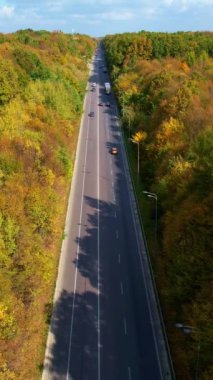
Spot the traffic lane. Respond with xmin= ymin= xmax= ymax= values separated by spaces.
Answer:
xmin=93 ymin=83 xmax=122 ymax=378
xmin=42 ymin=58 xmax=102 ymax=379
xmin=97 ymin=95 xmax=136 ymax=380
xmin=102 ymin=149 xmax=143 ymax=380
xmin=89 ymin=68 xmax=98 ymax=87
xmin=99 ymin=205 xmax=130 ymax=380
xmin=66 ymin=82 xmax=102 ymax=379
xmin=99 ymin=109 xmax=111 ymax=153
xmin=99 ymin=104 xmax=116 ymax=131
xmin=73 ymin=125 xmax=99 ymax=292
xmin=53 ymin=141 xmax=101 ymax=378
xmin=97 ymin=138 xmax=131 ymax=379
xmin=118 ymin=191 xmax=161 ymax=379
xmin=43 ymin=79 xmax=101 ymax=379
xmin=67 ymin=207 xmax=99 ymax=380
xmin=89 ymin=96 xmax=98 ymax=120
xmin=42 ymin=90 xmax=96 ymax=378
xmin=66 ymin=69 xmax=117 ymax=379
xmin=99 ymin=52 xmax=161 ymax=378
xmin=104 ymin=101 xmax=162 ymax=377
xmin=111 ymin=148 xmax=162 ymax=379
xmin=83 ymin=189 xmax=127 ymax=380
xmin=98 ymin=57 xmax=155 ymax=378
xmin=68 ymin=107 xmax=124 ymax=380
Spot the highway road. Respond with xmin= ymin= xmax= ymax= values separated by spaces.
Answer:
xmin=42 ymin=44 xmax=173 ymax=380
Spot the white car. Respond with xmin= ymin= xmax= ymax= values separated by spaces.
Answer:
xmin=92 ymin=82 xmax=96 ymax=88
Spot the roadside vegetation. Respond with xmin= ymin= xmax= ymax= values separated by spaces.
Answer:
xmin=103 ymin=31 xmax=213 ymax=379
xmin=0 ymin=29 xmax=96 ymax=379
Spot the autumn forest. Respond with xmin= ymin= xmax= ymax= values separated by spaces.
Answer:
xmin=0 ymin=28 xmax=212 ymax=379
xmin=103 ymin=31 xmax=213 ymax=379
xmin=0 ymin=29 xmax=96 ymax=379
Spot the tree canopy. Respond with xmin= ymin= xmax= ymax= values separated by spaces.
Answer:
xmin=0 ymin=29 xmax=96 ymax=379
xmin=103 ymin=31 xmax=213 ymax=379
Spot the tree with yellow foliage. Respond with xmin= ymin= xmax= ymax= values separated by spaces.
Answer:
xmin=0 ymin=29 xmax=96 ymax=379
xmin=130 ymin=131 xmax=147 ymax=176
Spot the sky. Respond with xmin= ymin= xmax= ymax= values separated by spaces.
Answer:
xmin=0 ymin=0 xmax=212 ymax=37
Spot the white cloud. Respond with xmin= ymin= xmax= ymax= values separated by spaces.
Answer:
xmin=143 ymin=7 xmax=158 ymax=16
xmin=72 ymin=13 xmax=86 ymax=19
xmin=87 ymin=19 xmax=101 ymax=25
xmin=178 ymin=0 xmax=213 ymax=12
xmin=71 ymin=8 xmax=134 ymax=21
xmin=46 ymin=0 xmax=68 ymax=12
xmin=164 ymin=0 xmax=175 ymax=5
xmin=97 ymin=10 xmax=134 ymax=20
xmin=165 ymin=0 xmax=213 ymax=6
xmin=0 ymin=5 xmax=15 ymax=18
xmin=72 ymin=0 xmax=123 ymax=4
xmin=97 ymin=0 xmax=123 ymax=3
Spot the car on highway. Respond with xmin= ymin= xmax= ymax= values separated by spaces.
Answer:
xmin=99 ymin=102 xmax=103 ymax=106
xmin=106 ymin=102 xmax=111 ymax=107
xmin=89 ymin=111 xmax=95 ymax=117
xmin=111 ymin=147 xmax=118 ymax=155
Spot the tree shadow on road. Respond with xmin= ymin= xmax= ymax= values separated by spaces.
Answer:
xmin=44 ymin=288 xmax=99 ymax=380
xmin=43 ymin=195 xmax=121 ymax=379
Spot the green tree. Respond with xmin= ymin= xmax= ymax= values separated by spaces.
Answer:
xmin=189 ymin=128 xmax=213 ymax=195
xmin=0 ymin=59 xmax=19 ymax=104
xmin=0 ymin=213 xmax=19 ymax=268
xmin=13 ymin=49 xmax=51 ymax=80
xmin=0 ymin=303 xmax=16 ymax=339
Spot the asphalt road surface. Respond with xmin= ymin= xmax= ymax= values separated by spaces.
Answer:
xmin=42 ymin=44 xmax=173 ymax=380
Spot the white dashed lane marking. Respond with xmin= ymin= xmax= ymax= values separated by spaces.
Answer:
xmin=120 ymin=282 xmax=124 ymax=295
xmin=123 ymin=318 xmax=127 ymax=335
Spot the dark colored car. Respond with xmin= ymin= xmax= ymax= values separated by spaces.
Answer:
xmin=89 ymin=111 xmax=95 ymax=117
xmin=99 ymin=102 xmax=103 ymax=106
xmin=111 ymin=147 xmax=118 ymax=155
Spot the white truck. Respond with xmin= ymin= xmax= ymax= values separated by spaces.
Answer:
xmin=104 ymin=82 xmax=111 ymax=95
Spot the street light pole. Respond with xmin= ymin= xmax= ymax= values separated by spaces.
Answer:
xmin=129 ymin=138 xmax=140 ymax=178
xmin=128 ymin=116 xmax=131 ymax=139
xmin=175 ymin=323 xmax=200 ymax=380
xmin=143 ymin=191 xmax=158 ymax=241
xmin=137 ymin=141 xmax=139 ymax=177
